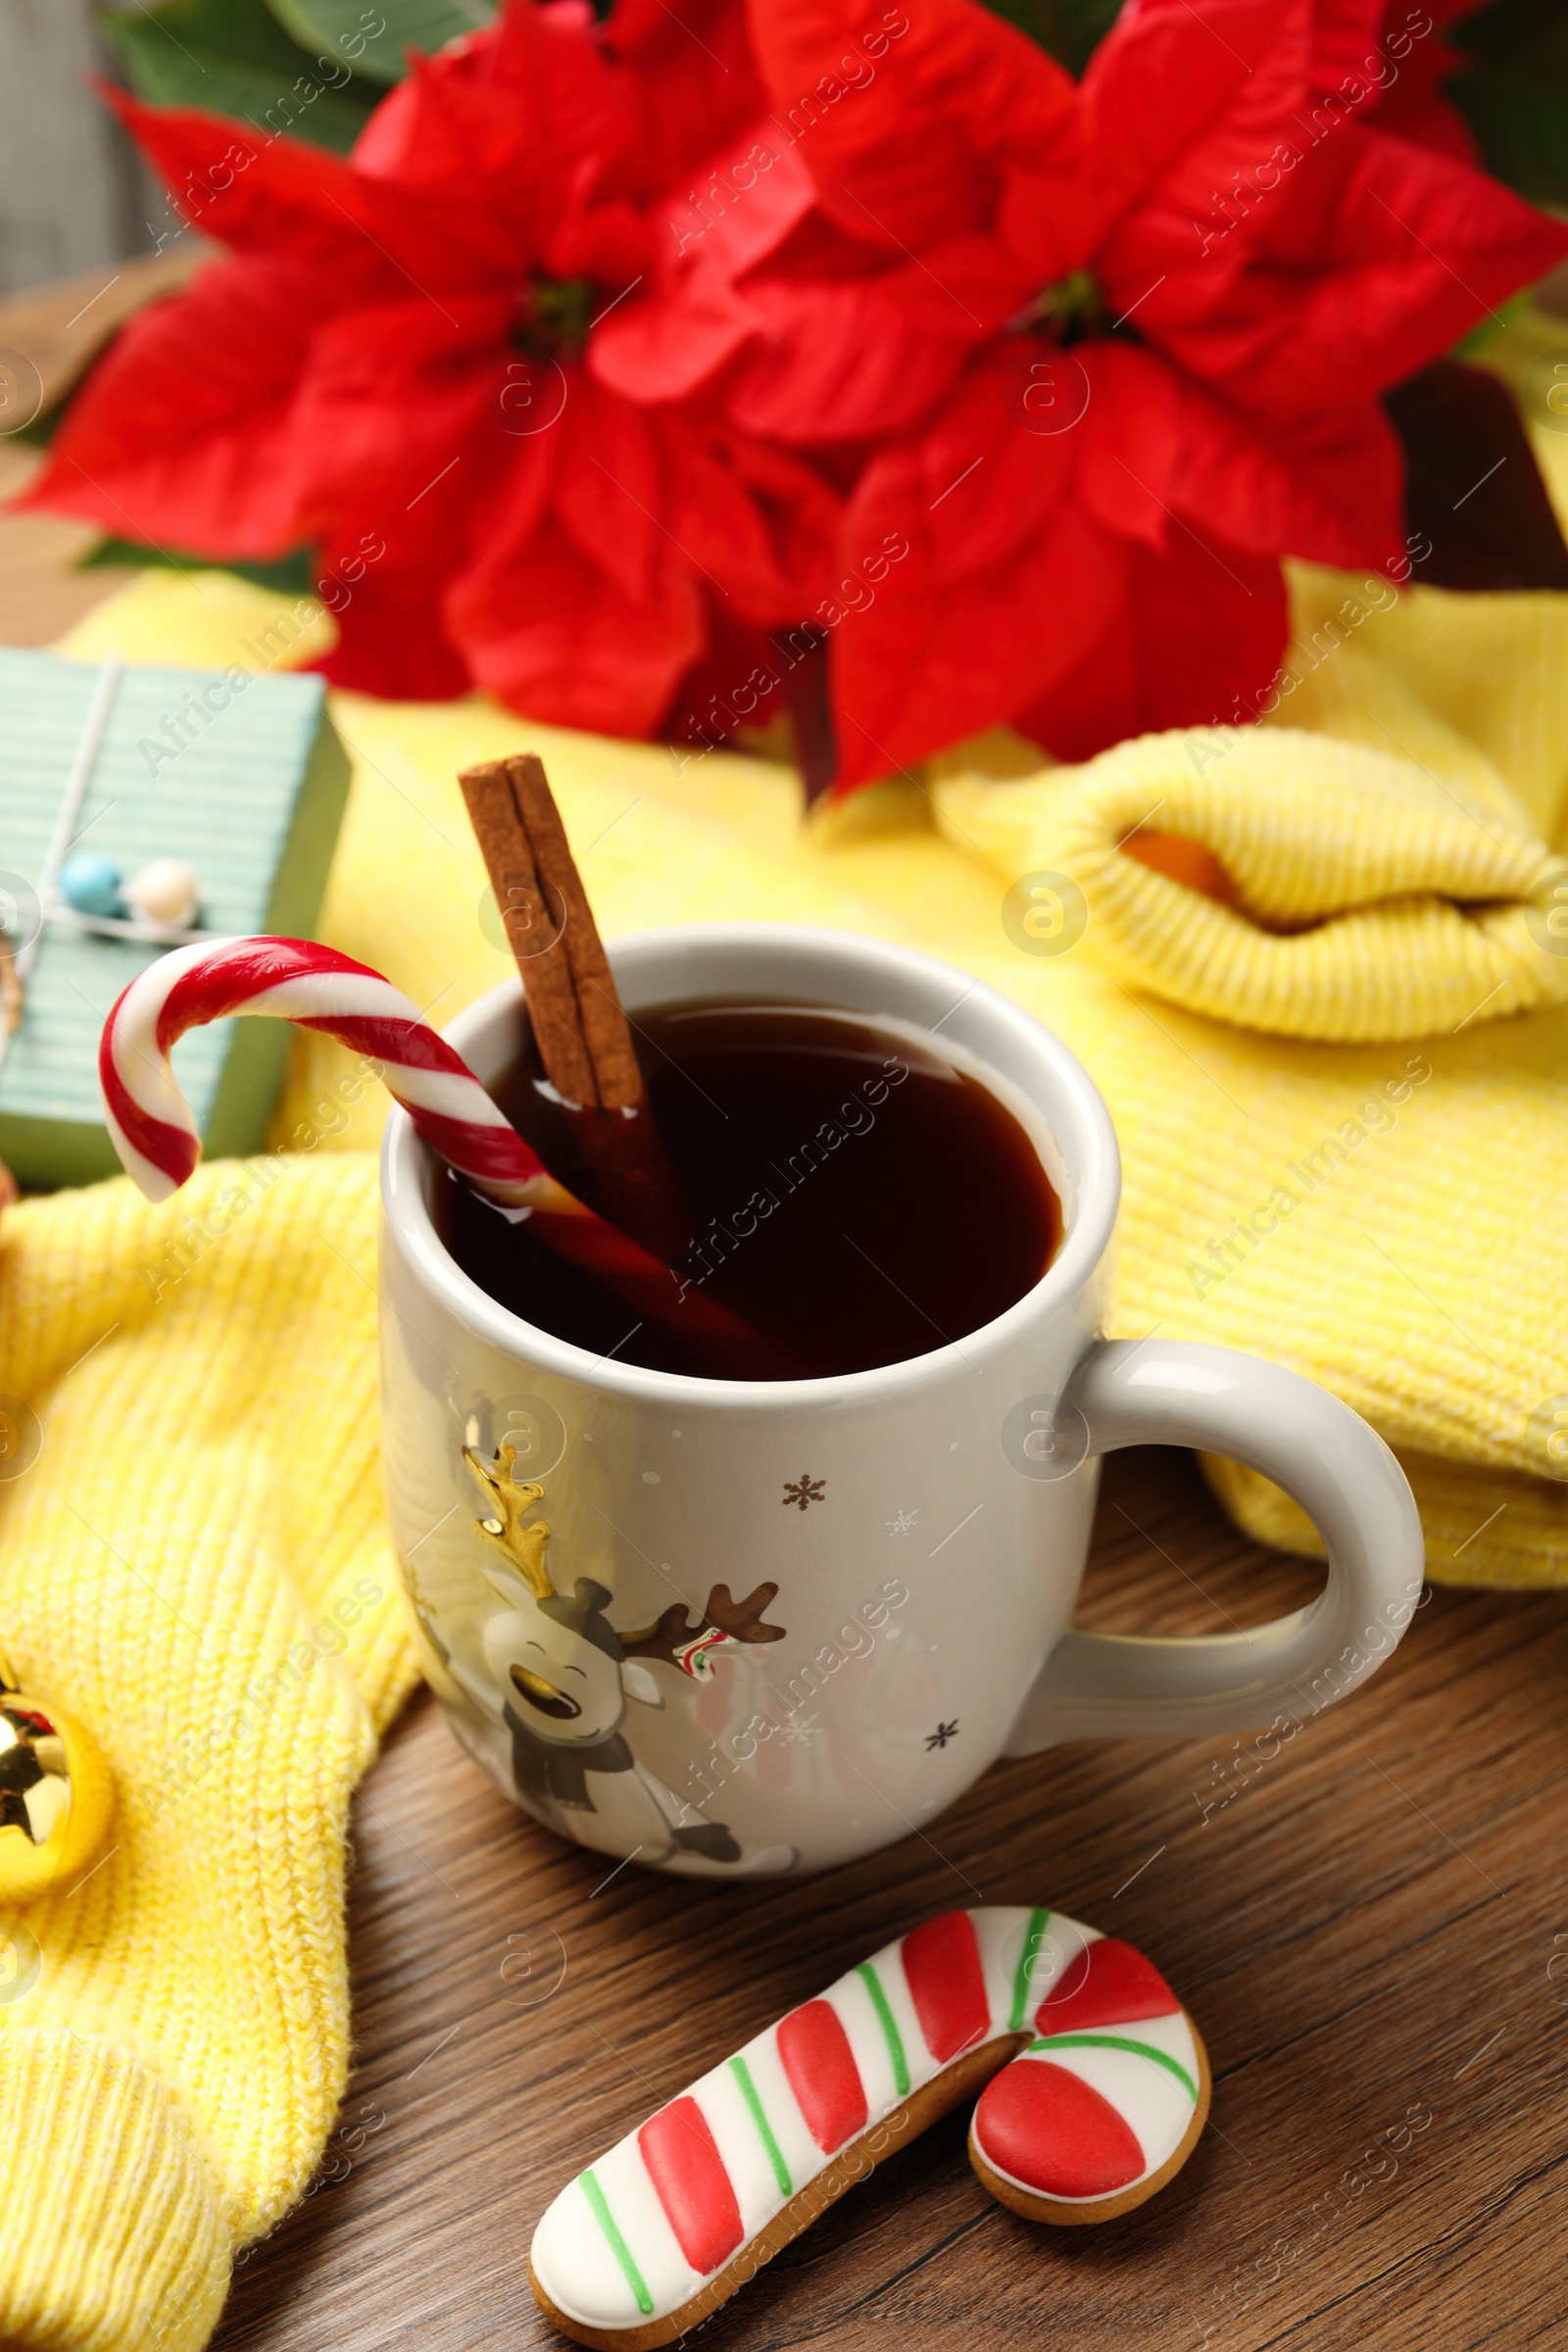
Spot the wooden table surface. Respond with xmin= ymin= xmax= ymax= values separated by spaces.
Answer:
xmin=5 ymin=266 xmax=1566 ymax=2352
xmin=215 ymin=1445 xmax=1568 ymax=2352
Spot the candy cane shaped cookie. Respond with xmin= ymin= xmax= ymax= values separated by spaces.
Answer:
xmin=530 ymin=1905 xmax=1208 ymax=2348
xmin=98 ymin=935 xmax=782 ymax=1371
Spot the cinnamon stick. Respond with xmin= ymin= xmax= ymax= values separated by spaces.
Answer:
xmin=459 ymin=756 xmax=689 ymax=1261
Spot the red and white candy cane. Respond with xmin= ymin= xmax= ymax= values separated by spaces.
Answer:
xmin=529 ymin=1903 xmax=1210 ymax=2348
xmin=98 ymin=937 xmax=772 ymax=1368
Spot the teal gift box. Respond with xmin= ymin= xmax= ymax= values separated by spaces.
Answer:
xmin=0 ymin=648 xmax=351 ymax=1190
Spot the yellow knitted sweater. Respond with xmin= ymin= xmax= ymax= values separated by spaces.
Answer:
xmin=0 ymin=1152 xmax=412 ymax=2348
xmin=0 ymin=520 xmax=1563 ymax=2345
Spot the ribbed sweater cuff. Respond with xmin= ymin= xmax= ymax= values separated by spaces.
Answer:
xmin=0 ymin=2030 xmax=229 ymax=2351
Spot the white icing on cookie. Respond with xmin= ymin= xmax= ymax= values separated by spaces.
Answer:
xmin=531 ymin=1904 xmax=1202 ymax=2333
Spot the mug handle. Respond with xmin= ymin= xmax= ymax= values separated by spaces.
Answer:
xmin=1004 ymin=1339 xmax=1425 ymax=1754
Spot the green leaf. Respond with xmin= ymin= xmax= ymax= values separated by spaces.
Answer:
xmin=104 ymin=0 xmax=319 ymax=79
xmin=98 ymin=0 xmax=378 ymax=151
xmin=972 ymin=0 xmax=1122 ymax=74
xmin=79 ymin=540 xmax=318 ymax=596
xmin=265 ymin=0 xmax=497 ymax=87
xmin=1446 ymin=0 xmax=1568 ymax=207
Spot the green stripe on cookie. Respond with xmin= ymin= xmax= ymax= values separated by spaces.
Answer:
xmin=580 ymin=2168 xmax=656 ymax=2317
xmin=730 ymin=2053 xmax=792 ymax=2197
xmin=1027 ymin=2031 xmax=1199 ymax=2104
xmin=856 ymin=1962 xmax=910 ymax=2097
xmin=1009 ymin=1907 xmax=1052 ymax=2032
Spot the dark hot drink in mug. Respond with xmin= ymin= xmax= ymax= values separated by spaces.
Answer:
xmin=432 ymin=1000 xmax=1062 ymax=1379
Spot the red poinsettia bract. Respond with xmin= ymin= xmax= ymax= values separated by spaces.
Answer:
xmin=24 ymin=0 xmax=1564 ymax=791
xmin=683 ymin=0 xmax=1567 ymax=779
xmin=23 ymin=0 xmax=836 ymax=729
xmin=1315 ymin=0 xmax=1485 ymax=164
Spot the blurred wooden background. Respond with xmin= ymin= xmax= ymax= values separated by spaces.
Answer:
xmin=0 ymin=0 xmax=168 ymax=297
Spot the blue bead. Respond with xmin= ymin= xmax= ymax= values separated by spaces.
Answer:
xmin=58 ymin=852 xmax=123 ymax=917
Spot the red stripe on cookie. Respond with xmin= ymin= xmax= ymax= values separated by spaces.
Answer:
xmin=974 ymin=2059 xmax=1146 ymax=2199
xmin=902 ymin=1910 xmax=991 ymax=2063
xmin=637 ymin=2097 xmax=744 ymax=2276
xmin=1033 ymin=1936 xmax=1178 ymax=2035
xmin=777 ymin=2001 xmax=869 ymax=2153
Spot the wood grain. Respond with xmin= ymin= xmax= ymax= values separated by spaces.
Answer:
xmin=0 ymin=253 xmax=211 ymax=651
xmin=0 ymin=247 xmax=207 ymax=416
xmin=0 ymin=3 xmax=147 ymax=298
xmin=0 ymin=443 xmax=135 ymax=648
xmin=212 ymin=1447 xmax=1568 ymax=2352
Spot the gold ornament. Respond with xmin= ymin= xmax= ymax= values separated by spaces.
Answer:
xmin=0 ymin=1662 xmax=115 ymax=1905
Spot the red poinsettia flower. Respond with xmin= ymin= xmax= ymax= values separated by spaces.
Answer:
xmin=1315 ymin=1 xmax=1482 ymax=164
xmin=22 ymin=0 xmax=837 ymax=729
xmin=697 ymin=0 xmax=1566 ymax=781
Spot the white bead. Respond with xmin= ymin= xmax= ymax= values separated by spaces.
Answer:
xmin=126 ymin=858 xmax=199 ymax=928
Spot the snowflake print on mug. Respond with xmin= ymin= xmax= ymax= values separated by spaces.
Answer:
xmin=782 ymin=1474 xmax=826 ymax=1512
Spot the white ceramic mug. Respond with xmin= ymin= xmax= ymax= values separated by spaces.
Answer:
xmin=379 ymin=925 xmax=1423 ymax=1879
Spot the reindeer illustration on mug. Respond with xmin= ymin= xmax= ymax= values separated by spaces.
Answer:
xmin=450 ymin=1445 xmax=798 ymax=1875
